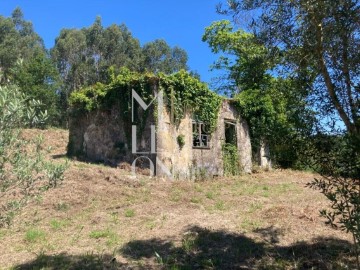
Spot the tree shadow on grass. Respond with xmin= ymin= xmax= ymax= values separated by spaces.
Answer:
xmin=13 ymin=225 xmax=355 ymax=269
xmin=120 ymin=225 xmax=355 ymax=269
xmin=13 ymin=252 xmax=125 ymax=270
xmin=52 ymin=154 xmax=67 ymax=159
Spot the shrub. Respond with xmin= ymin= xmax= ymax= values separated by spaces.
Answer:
xmin=177 ymin=134 xmax=185 ymax=149
xmin=308 ymin=134 xmax=360 ymax=267
xmin=0 ymin=84 xmax=67 ymax=227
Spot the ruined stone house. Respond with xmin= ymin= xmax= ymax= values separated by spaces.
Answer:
xmin=67 ymin=73 xmax=270 ymax=178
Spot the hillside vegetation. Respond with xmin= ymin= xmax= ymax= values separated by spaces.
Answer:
xmin=0 ymin=129 xmax=355 ymax=269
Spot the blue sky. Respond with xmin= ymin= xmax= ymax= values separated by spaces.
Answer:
xmin=1 ymin=0 xmax=227 ymax=84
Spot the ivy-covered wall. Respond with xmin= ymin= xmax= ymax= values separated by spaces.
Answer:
xmin=69 ymin=67 xmax=222 ymax=132
xmin=67 ymin=68 xmax=252 ymax=177
xmin=191 ymin=100 xmax=252 ymax=176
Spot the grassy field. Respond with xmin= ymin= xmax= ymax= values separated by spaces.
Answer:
xmin=0 ymin=129 xmax=356 ymax=269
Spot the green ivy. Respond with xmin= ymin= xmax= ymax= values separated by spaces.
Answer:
xmin=177 ymin=134 xmax=185 ymax=149
xmin=222 ymin=143 xmax=241 ymax=176
xmin=161 ymin=70 xmax=222 ymax=130
xmin=69 ymin=82 xmax=108 ymax=111
xmin=69 ymin=67 xmax=222 ymax=132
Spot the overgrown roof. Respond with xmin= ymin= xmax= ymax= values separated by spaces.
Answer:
xmin=69 ymin=67 xmax=223 ymax=130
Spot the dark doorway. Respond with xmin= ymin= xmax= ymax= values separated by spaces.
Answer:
xmin=224 ymin=120 xmax=237 ymax=146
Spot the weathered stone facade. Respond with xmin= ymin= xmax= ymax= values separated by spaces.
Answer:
xmin=155 ymin=99 xmax=252 ymax=178
xmin=68 ymin=96 xmax=254 ymax=178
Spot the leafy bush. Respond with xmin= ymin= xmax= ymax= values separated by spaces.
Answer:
xmin=308 ymin=134 xmax=360 ymax=267
xmin=0 ymin=84 xmax=67 ymax=227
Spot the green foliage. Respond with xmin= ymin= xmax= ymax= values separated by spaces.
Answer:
xmin=205 ymin=191 xmax=215 ymax=200
xmin=50 ymin=219 xmax=69 ymax=230
xmin=68 ymin=82 xmax=107 ymax=111
xmin=142 ymin=39 xmax=188 ymax=74
xmin=182 ymin=233 xmax=197 ymax=253
xmin=218 ymin=0 xmax=359 ymax=135
xmin=220 ymin=1 xmax=360 ymax=261
xmin=308 ymin=135 xmax=360 ymax=267
xmin=0 ymin=84 xmax=67 ymax=227
xmin=203 ymin=20 xmax=275 ymax=95
xmin=0 ymin=10 xmax=192 ymax=128
xmin=0 ymin=8 xmax=44 ymax=83
xmin=0 ymin=8 xmax=62 ymax=126
xmin=51 ymin=18 xmax=144 ymax=127
xmin=177 ymin=134 xmax=185 ymax=149
xmin=304 ymin=134 xmax=360 ymax=179
xmin=235 ymin=88 xmax=279 ymax=138
xmin=69 ymin=68 xmax=223 ymax=132
xmin=203 ymin=18 xmax=314 ymax=168
xmin=222 ymin=143 xmax=241 ymax=176
xmin=10 ymin=50 xmax=62 ymax=125
xmin=219 ymin=0 xmax=360 ymax=256
xmin=210 ymin=11 xmax=359 ymax=260
xmin=124 ymin=209 xmax=135 ymax=218
xmin=89 ymin=229 xmax=114 ymax=239
xmin=51 ymin=17 xmax=189 ymax=125
xmin=233 ymin=80 xmax=309 ymax=167
xmin=164 ymin=70 xmax=223 ymax=130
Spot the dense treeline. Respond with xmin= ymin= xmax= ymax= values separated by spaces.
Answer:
xmin=0 ymin=8 xmax=188 ymax=126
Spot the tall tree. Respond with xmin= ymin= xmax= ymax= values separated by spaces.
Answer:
xmin=102 ymin=23 xmax=143 ymax=72
xmin=203 ymin=19 xmax=314 ymax=167
xmin=217 ymin=0 xmax=360 ymax=136
xmin=10 ymin=49 xmax=61 ymax=124
xmin=51 ymin=28 xmax=88 ymax=93
xmin=0 ymin=8 xmax=61 ymax=126
xmin=51 ymin=18 xmax=189 ymax=117
xmin=203 ymin=20 xmax=273 ymax=95
xmin=51 ymin=18 xmax=144 ymax=107
xmin=141 ymin=39 xmax=188 ymax=74
xmin=215 ymin=1 xmax=360 ymax=258
xmin=0 ymin=7 xmax=44 ymax=82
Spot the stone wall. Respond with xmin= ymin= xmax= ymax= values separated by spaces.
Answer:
xmin=68 ymin=99 xmax=253 ymax=177
xmin=258 ymin=140 xmax=272 ymax=169
xmin=156 ymin=107 xmax=193 ymax=179
xmin=68 ymin=103 xmax=155 ymax=167
xmin=156 ymin=99 xmax=252 ymax=178
xmin=191 ymin=100 xmax=252 ymax=175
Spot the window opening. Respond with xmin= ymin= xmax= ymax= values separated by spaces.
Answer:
xmin=224 ymin=120 xmax=237 ymax=146
xmin=192 ymin=121 xmax=210 ymax=148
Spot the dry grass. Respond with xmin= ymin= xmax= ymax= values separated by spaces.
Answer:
xmin=0 ymin=129 xmax=356 ymax=269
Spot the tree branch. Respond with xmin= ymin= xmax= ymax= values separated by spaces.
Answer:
xmin=313 ymin=18 xmax=355 ymax=134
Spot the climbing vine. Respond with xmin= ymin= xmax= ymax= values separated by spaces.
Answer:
xmin=69 ymin=67 xmax=223 ymax=132
xmin=222 ymin=143 xmax=241 ymax=176
xmin=160 ymin=70 xmax=223 ymax=130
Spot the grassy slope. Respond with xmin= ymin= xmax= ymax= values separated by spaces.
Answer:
xmin=0 ymin=129 xmax=355 ymax=269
